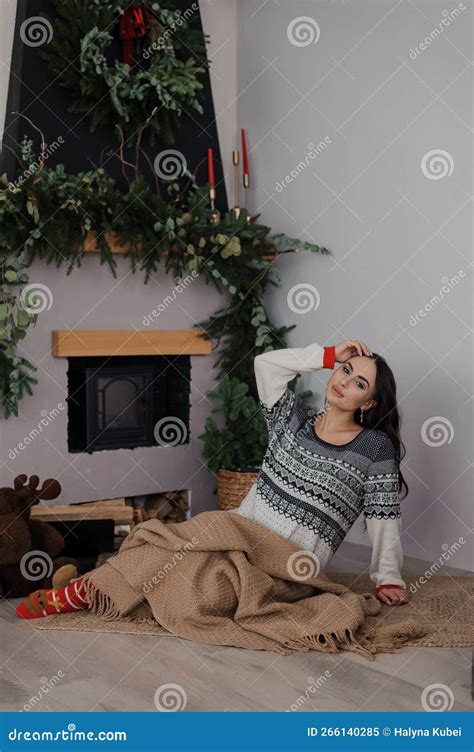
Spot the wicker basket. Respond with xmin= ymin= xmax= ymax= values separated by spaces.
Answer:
xmin=217 ymin=469 xmax=258 ymax=511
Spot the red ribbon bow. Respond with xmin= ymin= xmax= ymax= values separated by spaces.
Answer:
xmin=119 ymin=7 xmax=146 ymax=67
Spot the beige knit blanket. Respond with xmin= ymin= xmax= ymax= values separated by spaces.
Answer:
xmin=81 ymin=510 xmax=427 ymax=661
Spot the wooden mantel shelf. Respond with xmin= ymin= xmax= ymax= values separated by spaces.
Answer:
xmin=83 ymin=231 xmax=132 ymax=254
xmin=52 ymin=329 xmax=212 ymax=357
xmin=82 ymin=231 xmax=284 ymax=260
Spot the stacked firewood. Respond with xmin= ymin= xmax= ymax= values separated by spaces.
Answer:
xmin=143 ymin=490 xmax=189 ymax=523
xmin=31 ymin=491 xmax=189 ymax=551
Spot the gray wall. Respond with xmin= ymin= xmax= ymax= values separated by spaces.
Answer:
xmin=236 ymin=0 xmax=473 ymax=571
xmin=0 ymin=0 xmax=16 ymax=145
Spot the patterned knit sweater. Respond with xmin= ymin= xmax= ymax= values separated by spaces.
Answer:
xmin=229 ymin=342 xmax=406 ymax=589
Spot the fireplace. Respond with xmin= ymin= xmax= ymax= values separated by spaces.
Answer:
xmin=67 ymin=355 xmax=191 ymax=453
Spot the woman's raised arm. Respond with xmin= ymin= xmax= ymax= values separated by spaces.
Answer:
xmin=254 ymin=343 xmax=336 ymax=409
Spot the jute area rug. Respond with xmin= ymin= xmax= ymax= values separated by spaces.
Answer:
xmin=34 ymin=571 xmax=473 ymax=650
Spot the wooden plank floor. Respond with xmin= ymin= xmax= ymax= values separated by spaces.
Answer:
xmin=1 ymin=541 xmax=472 ymax=713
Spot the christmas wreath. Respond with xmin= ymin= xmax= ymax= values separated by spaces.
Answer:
xmin=39 ymin=0 xmax=208 ymax=144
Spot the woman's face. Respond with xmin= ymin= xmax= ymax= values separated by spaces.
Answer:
xmin=326 ymin=356 xmax=377 ymax=413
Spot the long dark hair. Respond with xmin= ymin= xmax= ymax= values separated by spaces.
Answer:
xmin=353 ymin=352 xmax=409 ymax=501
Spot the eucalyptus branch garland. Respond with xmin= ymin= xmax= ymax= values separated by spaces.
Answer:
xmin=39 ymin=0 xmax=209 ymax=144
xmin=0 ymin=135 xmax=330 ymax=418
xmin=0 ymin=248 xmax=39 ymax=419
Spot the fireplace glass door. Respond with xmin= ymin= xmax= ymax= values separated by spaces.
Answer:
xmin=87 ymin=366 xmax=154 ymax=450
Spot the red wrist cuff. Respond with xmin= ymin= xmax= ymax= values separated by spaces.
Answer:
xmin=323 ymin=346 xmax=336 ymax=369
xmin=376 ymin=584 xmax=405 ymax=591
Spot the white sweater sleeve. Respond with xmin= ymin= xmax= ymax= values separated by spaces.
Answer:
xmin=363 ymin=435 xmax=406 ymax=589
xmin=254 ymin=342 xmax=335 ymax=408
xmin=254 ymin=343 xmax=336 ymax=437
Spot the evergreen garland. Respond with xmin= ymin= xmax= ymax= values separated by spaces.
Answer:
xmin=0 ymin=135 xmax=330 ymax=419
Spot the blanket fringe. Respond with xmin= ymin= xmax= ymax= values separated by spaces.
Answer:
xmin=81 ymin=573 xmax=160 ymax=628
xmin=282 ymin=625 xmax=377 ymax=661
xmin=281 ymin=618 xmax=426 ymax=661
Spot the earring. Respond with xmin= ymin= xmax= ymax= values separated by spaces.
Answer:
xmin=360 ymin=408 xmax=364 ymax=424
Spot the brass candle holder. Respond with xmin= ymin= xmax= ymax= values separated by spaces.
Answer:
xmin=210 ymin=186 xmax=221 ymax=223
xmin=232 ymin=150 xmax=241 ymax=220
xmin=243 ymin=173 xmax=250 ymax=223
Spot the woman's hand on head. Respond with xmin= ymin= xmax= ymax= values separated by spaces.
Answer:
xmin=376 ymin=586 xmax=408 ymax=606
xmin=334 ymin=340 xmax=373 ymax=363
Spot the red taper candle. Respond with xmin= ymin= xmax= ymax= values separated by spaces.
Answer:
xmin=241 ymin=128 xmax=249 ymax=176
xmin=207 ymin=147 xmax=215 ymax=187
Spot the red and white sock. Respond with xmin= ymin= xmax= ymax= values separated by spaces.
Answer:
xmin=16 ymin=576 xmax=95 ymax=620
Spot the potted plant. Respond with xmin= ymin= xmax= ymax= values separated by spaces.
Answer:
xmin=198 ymin=374 xmax=267 ymax=509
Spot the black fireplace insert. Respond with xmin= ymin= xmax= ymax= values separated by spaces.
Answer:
xmin=67 ymin=355 xmax=191 ymax=453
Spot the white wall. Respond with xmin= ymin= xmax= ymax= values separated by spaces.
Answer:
xmin=0 ymin=0 xmax=17 ymax=143
xmin=236 ymin=0 xmax=473 ymax=571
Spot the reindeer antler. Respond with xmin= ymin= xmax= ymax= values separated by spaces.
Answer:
xmin=28 ymin=475 xmax=40 ymax=493
xmin=13 ymin=474 xmax=28 ymax=489
xmin=12 ymin=474 xmax=61 ymax=501
xmin=36 ymin=479 xmax=61 ymax=501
